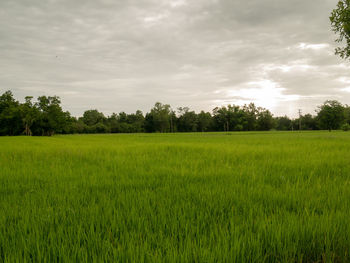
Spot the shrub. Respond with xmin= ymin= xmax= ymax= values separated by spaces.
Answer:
xmin=341 ymin=123 xmax=350 ymax=131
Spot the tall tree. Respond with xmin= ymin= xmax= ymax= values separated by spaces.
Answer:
xmin=177 ymin=107 xmax=198 ymax=132
xmin=213 ymin=104 xmax=257 ymax=131
xmin=197 ymin=111 xmax=212 ymax=132
xmin=242 ymin=103 xmax=258 ymax=131
xmin=344 ymin=105 xmax=350 ymax=124
xmin=146 ymin=102 xmax=172 ymax=133
xmin=275 ymin=116 xmax=292 ymax=131
xmin=107 ymin=113 xmax=119 ymax=133
xmin=212 ymin=106 xmax=229 ymax=131
xmin=226 ymin=105 xmax=246 ymax=131
xmin=35 ymin=96 xmax=68 ymax=136
xmin=256 ymin=108 xmax=275 ymax=131
xmin=300 ymin=114 xmax=318 ymax=130
xmin=82 ymin=109 xmax=105 ymax=126
xmin=115 ymin=110 xmax=145 ymax=133
xmin=20 ymin=96 xmax=39 ymax=136
xmin=0 ymin=91 xmax=22 ymax=135
xmin=330 ymin=0 xmax=350 ymax=59
xmin=317 ymin=100 xmax=345 ymax=131
xmin=127 ymin=110 xmax=145 ymax=133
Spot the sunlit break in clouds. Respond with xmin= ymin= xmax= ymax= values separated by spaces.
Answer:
xmin=0 ymin=0 xmax=349 ymax=117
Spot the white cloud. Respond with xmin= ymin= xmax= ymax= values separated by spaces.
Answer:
xmin=0 ymin=0 xmax=349 ymax=117
xmin=297 ymin=43 xmax=330 ymax=50
xmin=262 ymin=63 xmax=315 ymax=73
xmin=337 ymin=77 xmax=350 ymax=84
xmin=143 ymin=12 xmax=169 ymax=24
xmin=226 ymin=79 xmax=300 ymax=110
xmin=170 ymin=0 xmax=187 ymax=8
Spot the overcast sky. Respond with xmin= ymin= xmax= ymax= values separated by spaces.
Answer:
xmin=1 ymin=0 xmax=349 ymax=117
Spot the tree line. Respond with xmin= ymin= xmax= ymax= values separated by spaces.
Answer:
xmin=1 ymin=90 xmax=350 ymax=136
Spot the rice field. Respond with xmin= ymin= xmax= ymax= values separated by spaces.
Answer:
xmin=1 ymin=131 xmax=350 ymax=262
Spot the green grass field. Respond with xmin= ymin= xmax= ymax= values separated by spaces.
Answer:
xmin=1 ymin=131 xmax=350 ymax=262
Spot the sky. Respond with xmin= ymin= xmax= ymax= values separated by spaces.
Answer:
xmin=1 ymin=0 xmax=349 ymax=117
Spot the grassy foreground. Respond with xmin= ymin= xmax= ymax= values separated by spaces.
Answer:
xmin=1 ymin=131 xmax=350 ymax=262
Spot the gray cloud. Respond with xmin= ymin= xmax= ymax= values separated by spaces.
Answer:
xmin=0 ymin=0 xmax=349 ymax=117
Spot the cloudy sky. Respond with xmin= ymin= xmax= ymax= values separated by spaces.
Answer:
xmin=1 ymin=0 xmax=349 ymax=117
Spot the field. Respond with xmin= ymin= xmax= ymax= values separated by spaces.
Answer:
xmin=1 ymin=131 xmax=350 ymax=262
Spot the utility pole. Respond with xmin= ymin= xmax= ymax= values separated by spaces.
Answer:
xmin=298 ymin=109 xmax=302 ymax=131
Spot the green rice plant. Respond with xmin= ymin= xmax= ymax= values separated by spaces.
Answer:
xmin=0 ymin=131 xmax=350 ymax=262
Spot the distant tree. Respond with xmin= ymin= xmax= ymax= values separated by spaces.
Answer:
xmin=144 ymin=112 xmax=155 ymax=133
xmin=146 ymin=102 xmax=172 ymax=132
xmin=169 ymin=110 xmax=177 ymax=132
xmin=256 ymin=109 xmax=274 ymax=131
xmin=197 ymin=111 xmax=212 ymax=132
xmin=0 ymin=91 xmax=22 ymax=135
xmin=317 ymin=100 xmax=345 ymax=131
xmin=300 ymin=114 xmax=318 ymax=130
xmin=227 ymin=105 xmax=246 ymax=131
xmin=212 ymin=106 xmax=229 ymax=131
xmin=242 ymin=103 xmax=258 ymax=131
xmin=330 ymin=0 xmax=350 ymax=59
xmin=70 ymin=119 xmax=86 ymax=134
xmin=107 ymin=113 xmax=120 ymax=133
xmin=344 ymin=105 xmax=350 ymax=124
xmin=20 ymin=96 xmax=39 ymax=136
xmin=82 ymin=109 xmax=105 ymax=126
xmin=212 ymin=105 xmax=246 ymax=131
xmin=177 ymin=107 xmax=198 ymax=132
xmin=275 ymin=116 xmax=292 ymax=131
xmin=111 ymin=110 xmax=145 ymax=133
xmin=3 ymin=89 xmax=350 ymax=136
xmin=93 ymin=122 xmax=110 ymax=133
xmin=342 ymin=123 xmax=350 ymax=131
xmin=62 ymin=116 xmax=79 ymax=134
xmin=34 ymin=96 xmax=68 ymax=136
xmin=127 ymin=110 xmax=145 ymax=132
xmin=116 ymin=112 xmax=129 ymax=133
xmin=291 ymin=114 xmax=318 ymax=131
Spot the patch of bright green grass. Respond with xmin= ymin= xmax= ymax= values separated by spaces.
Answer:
xmin=1 ymin=131 xmax=350 ymax=262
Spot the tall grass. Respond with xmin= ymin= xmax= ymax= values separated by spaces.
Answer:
xmin=1 ymin=131 xmax=350 ymax=262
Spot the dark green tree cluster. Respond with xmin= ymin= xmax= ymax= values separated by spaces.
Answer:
xmin=0 ymin=91 xmax=71 ymax=136
xmin=211 ymin=103 xmax=273 ymax=131
xmin=317 ymin=100 xmax=349 ymax=131
xmin=1 ymin=91 xmax=349 ymax=136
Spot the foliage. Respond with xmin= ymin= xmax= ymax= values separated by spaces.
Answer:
xmin=177 ymin=107 xmax=198 ymax=132
xmin=275 ymin=116 xmax=292 ymax=131
xmin=345 ymin=106 xmax=350 ymax=124
xmin=33 ymin=96 xmax=69 ymax=136
xmin=81 ymin=109 xmax=105 ymax=126
xmin=330 ymin=0 xmax=350 ymax=59
xmin=0 ymin=91 xmax=22 ymax=135
xmin=0 ymin=91 xmax=348 ymax=135
xmin=300 ymin=114 xmax=319 ymax=130
xmin=341 ymin=123 xmax=350 ymax=131
xmin=145 ymin=102 xmax=173 ymax=133
xmin=316 ymin=100 xmax=345 ymax=131
xmin=212 ymin=104 xmax=263 ymax=131
xmin=20 ymin=96 xmax=39 ymax=136
xmin=197 ymin=111 xmax=212 ymax=132
xmin=256 ymin=109 xmax=275 ymax=131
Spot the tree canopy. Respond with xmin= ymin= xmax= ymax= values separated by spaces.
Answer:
xmin=0 ymin=90 xmax=349 ymax=136
xmin=330 ymin=0 xmax=350 ymax=59
xmin=317 ymin=100 xmax=345 ymax=131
